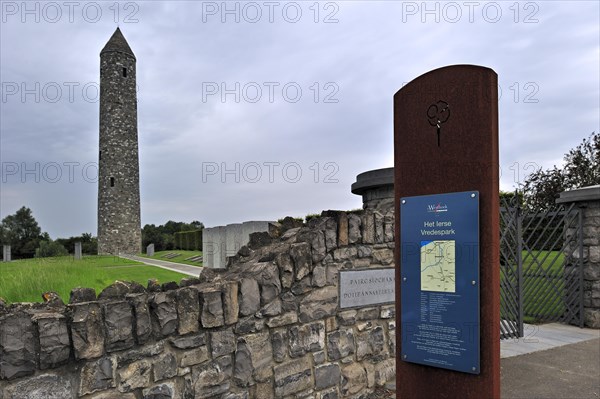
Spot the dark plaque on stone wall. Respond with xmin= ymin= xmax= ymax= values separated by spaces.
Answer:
xmin=394 ymin=65 xmax=500 ymax=398
xmin=400 ymin=191 xmax=480 ymax=374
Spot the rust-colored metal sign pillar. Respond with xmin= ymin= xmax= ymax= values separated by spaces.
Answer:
xmin=394 ymin=65 xmax=500 ymax=398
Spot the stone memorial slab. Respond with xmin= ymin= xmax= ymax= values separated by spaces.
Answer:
xmin=146 ymin=243 xmax=155 ymax=257
xmin=339 ymin=268 xmax=395 ymax=308
xmin=3 ymin=245 xmax=11 ymax=262
xmin=74 ymin=242 xmax=82 ymax=260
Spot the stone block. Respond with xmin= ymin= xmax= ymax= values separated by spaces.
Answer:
xmin=168 ymin=333 xmax=206 ymax=350
xmin=192 ymin=355 xmax=232 ymax=398
xmin=256 ymin=263 xmax=282 ymax=305
xmin=313 ymin=350 xmax=326 ymax=365
xmin=69 ymin=287 xmax=96 ymax=303
xmin=79 ymin=357 xmax=115 ymax=396
xmin=361 ymin=212 xmax=375 ymax=244
xmin=70 ymin=302 xmax=105 ymax=360
xmin=271 ymin=328 xmax=288 ymax=363
xmin=356 ymin=307 xmax=379 ymax=321
xmin=116 ymin=342 xmax=164 ymax=367
xmin=266 ymin=311 xmax=298 ymax=328
xmin=33 ymin=313 xmax=70 ymax=369
xmin=311 ymin=230 xmax=327 ymax=263
xmin=103 ymin=301 xmax=134 ymax=352
xmin=356 ymin=326 xmax=386 ymax=361
xmin=200 ymin=289 xmax=224 ymax=328
xmin=2 ymin=373 xmax=73 ymax=398
xmin=388 ymin=321 xmax=396 ymax=355
xmin=222 ymin=281 xmax=239 ymax=325
xmin=313 ymin=265 xmax=327 ymax=287
xmin=317 ymin=387 xmax=340 ymax=399
xmin=255 ymin=379 xmax=275 ymax=399
xmin=98 ymin=280 xmax=145 ymax=300
xmin=289 ymin=321 xmax=326 ymax=357
xmin=234 ymin=331 xmax=273 ymax=385
xmin=373 ymin=358 xmax=396 ymax=386
xmin=341 ymin=363 xmax=367 ymax=397
xmin=374 ymin=212 xmax=384 ymax=244
xmin=357 ymin=245 xmax=372 ymax=258
xmin=0 ymin=312 xmax=36 ymax=379
xmin=210 ymin=328 xmax=237 ymax=357
xmin=276 ymin=252 xmax=294 ymax=289
xmin=380 ymin=305 xmax=395 ymax=319
xmin=118 ymin=359 xmax=152 ymax=392
xmin=273 ymin=356 xmax=313 ymax=397
xmin=348 ymin=214 xmax=362 ymax=244
xmin=338 ymin=213 xmax=349 ymax=246
xmin=234 ymin=315 xmax=265 ymax=334
xmin=176 ymin=287 xmax=200 ymax=335
xmin=143 ymin=382 xmax=174 ymax=399
xmin=584 ymin=308 xmax=600 ymax=328
xmin=299 ymin=286 xmax=338 ymax=322
xmin=149 ymin=292 xmax=178 ymax=337
xmin=372 ymin=248 xmax=394 ymax=265
xmin=291 ymin=242 xmax=313 ymax=280
xmin=256 ymin=298 xmax=282 ymax=318
xmin=239 ymin=278 xmax=260 ymax=316
xmin=315 ymin=363 xmax=341 ymax=390
xmin=327 ymin=328 xmax=354 ymax=360
xmin=384 ymin=212 xmax=394 ymax=243
xmin=333 ymin=247 xmax=358 ymax=261
xmin=180 ymin=346 xmax=209 ymax=367
xmin=153 ymin=352 xmax=177 ymax=381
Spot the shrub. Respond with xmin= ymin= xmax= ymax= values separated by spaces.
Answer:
xmin=35 ymin=240 xmax=68 ymax=258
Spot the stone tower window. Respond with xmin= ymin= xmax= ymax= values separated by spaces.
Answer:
xmin=99 ymin=150 xmax=102 ymax=160
xmin=122 ymin=67 xmax=127 ymax=78
xmin=110 ymin=177 xmax=115 ymax=187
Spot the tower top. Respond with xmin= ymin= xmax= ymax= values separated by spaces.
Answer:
xmin=101 ymin=27 xmax=136 ymax=59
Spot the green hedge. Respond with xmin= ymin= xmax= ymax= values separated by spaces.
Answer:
xmin=174 ymin=230 xmax=203 ymax=251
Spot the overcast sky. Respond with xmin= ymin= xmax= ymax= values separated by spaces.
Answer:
xmin=1 ymin=1 xmax=599 ymax=238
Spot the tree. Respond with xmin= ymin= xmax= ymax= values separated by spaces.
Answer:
xmin=141 ymin=220 xmax=205 ymax=251
xmin=55 ymin=233 xmax=98 ymax=255
xmin=523 ymin=132 xmax=599 ymax=210
xmin=35 ymin=240 xmax=68 ymax=258
xmin=0 ymin=206 xmax=44 ymax=259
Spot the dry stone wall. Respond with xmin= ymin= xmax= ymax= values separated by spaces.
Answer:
xmin=0 ymin=210 xmax=397 ymax=398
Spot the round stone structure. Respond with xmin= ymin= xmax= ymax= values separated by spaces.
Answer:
xmin=351 ymin=167 xmax=394 ymax=211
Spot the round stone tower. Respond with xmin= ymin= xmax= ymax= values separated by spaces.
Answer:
xmin=97 ymin=28 xmax=141 ymax=255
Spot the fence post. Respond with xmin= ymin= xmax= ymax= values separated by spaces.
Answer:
xmin=516 ymin=199 xmax=524 ymax=336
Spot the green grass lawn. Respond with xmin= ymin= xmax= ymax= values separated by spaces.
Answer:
xmin=141 ymin=250 xmax=203 ymax=267
xmin=0 ymin=255 xmax=188 ymax=304
xmin=501 ymin=250 xmax=569 ymax=324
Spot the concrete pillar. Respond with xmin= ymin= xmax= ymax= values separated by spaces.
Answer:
xmin=74 ymin=242 xmax=82 ymax=260
xmin=557 ymin=185 xmax=600 ymax=328
xmin=147 ymin=243 xmax=155 ymax=257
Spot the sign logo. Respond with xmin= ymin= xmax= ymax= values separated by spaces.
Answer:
xmin=427 ymin=203 xmax=448 ymax=214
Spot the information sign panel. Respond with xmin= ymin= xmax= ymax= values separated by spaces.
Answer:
xmin=400 ymin=190 xmax=480 ymax=374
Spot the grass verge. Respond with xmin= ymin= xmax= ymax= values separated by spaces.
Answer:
xmin=0 ymin=255 xmax=188 ymax=304
xmin=140 ymin=250 xmax=203 ymax=267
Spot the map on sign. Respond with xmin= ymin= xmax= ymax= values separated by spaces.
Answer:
xmin=420 ymin=240 xmax=456 ymax=293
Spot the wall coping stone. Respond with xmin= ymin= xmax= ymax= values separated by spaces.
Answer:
xmin=556 ymin=185 xmax=600 ymax=204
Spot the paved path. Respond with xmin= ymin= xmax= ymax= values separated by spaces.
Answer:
xmin=501 ymin=322 xmax=600 ymax=358
xmin=373 ymin=323 xmax=600 ymax=398
xmin=501 ymin=337 xmax=600 ymax=399
xmin=120 ymin=254 xmax=203 ymax=277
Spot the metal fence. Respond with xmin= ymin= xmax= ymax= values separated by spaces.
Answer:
xmin=499 ymin=196 xmax=583 ymax=340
